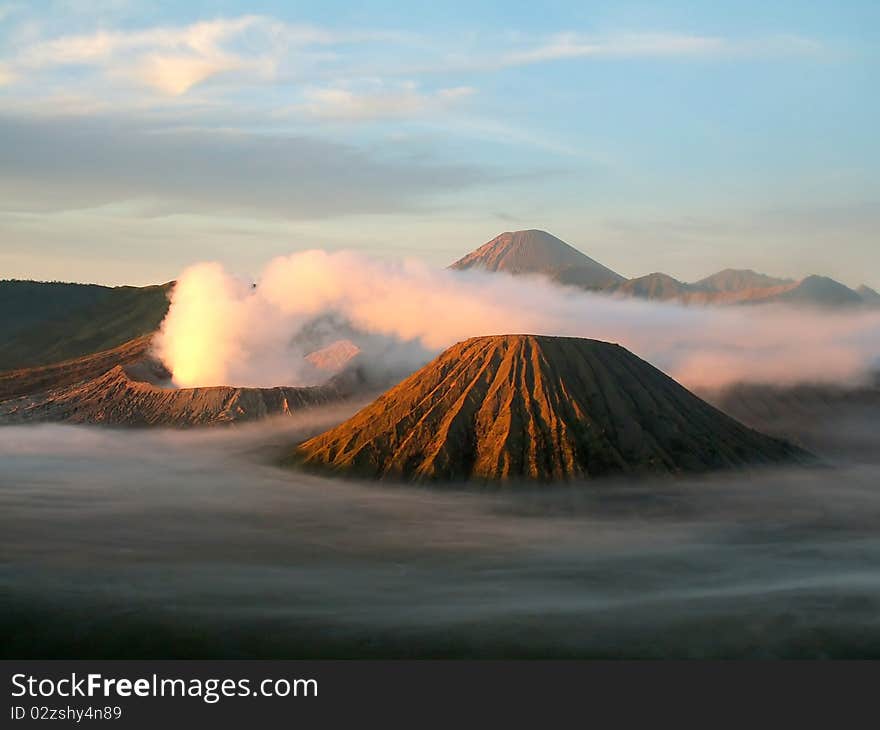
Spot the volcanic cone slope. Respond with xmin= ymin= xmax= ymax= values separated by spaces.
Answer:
xmin=0 ymin=363 xmax=346 ymax=427
xmin=294 ymin=335 xmax=807 ymax=481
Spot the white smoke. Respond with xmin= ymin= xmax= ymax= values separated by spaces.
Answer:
xmin=154 ymin=249 xmax=880 ymax=389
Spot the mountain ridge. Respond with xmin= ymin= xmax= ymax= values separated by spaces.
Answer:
xmin=0 ymin=361 xmax=349 ymax=427
xmin=695 ymin=268 xmax=794 ymax=292
xmin=0 ymin=279 xmax=173 ymax=372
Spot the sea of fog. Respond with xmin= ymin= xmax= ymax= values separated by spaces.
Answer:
xmin=2 ymin=401 xmax=880 ymax=659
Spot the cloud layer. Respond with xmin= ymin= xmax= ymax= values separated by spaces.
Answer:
xmin=0 ymin=114 xmax=490 ymax=218
xmin=5 ymin=419 xmax=880 ymax=658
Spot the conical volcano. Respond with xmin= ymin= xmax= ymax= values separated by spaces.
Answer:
xmin=450 ymin=230 xmax=624 ymax=290
xmin=294 ymin=335 xmax=807 ymax=482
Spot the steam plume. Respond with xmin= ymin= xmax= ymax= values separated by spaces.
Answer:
xmin=155 ymin=250 xmax=880 ymax=389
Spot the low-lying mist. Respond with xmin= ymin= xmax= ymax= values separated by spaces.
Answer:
xmin=155 ymin=250 xmax=880 ymax=389
xmin=3 ymin=402 xmax=880 ymax=659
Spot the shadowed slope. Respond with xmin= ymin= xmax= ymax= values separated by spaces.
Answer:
xmin=0 ymin=280 xmax=172 ymax=372
xmin=705 ymin=375 xmax=880 ymax=463
xmin=857 ymin=285 xmax=880 ymax=305
xmin=295 ymin=335 xmax=806 ymax=482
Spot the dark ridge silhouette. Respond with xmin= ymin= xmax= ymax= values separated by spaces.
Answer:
xmin=0 ymin=279 xmax=172 ymax=372
xmin=705 ymin=375 xmax=880 ymax=462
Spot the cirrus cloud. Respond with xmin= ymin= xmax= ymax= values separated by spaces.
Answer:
xmin=15 ymin=15 xmax=273 ymax=95
xmin=301 ymin=82 xmax=476 ymax=121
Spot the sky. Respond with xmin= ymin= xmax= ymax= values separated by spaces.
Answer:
xmin=0 ymin=0 xmax=877 ymax=287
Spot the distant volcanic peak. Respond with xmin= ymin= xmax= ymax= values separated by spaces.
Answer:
xmin=295 ymin=334 xmax=806 ymax=482
xmin=305 ymin=339 xmax=362 ymax=372
xmin=451 ymin=230 xmax=586 ymax=272
xmin=450 ymin=230 xmax=625 ymax=289
xmin=695 ymin=268 xmax=793 ymax=293
xmin=776 ymin=275 xmax=864 ymax=307
xmin=612 ymin=272 xmax=694 ymax=300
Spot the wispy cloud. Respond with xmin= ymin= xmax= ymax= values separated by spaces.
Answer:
xmin=1 ymin=11 xmax=826 ymax=101
xmin=438 ymin=31 xmax=828 ymax=73
xmin=15 ymin=15 xmax=275 ymax=95
xmin=502 ymin=32 xmax=728 ymax=66
xmin=300 ymin=82 xmax=475 ymax=121
xmin=6 ymin=14 xmax=410 ymax=96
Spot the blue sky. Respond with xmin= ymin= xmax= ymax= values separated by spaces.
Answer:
xmin=0 ymin=0 xmax=877 ymax=286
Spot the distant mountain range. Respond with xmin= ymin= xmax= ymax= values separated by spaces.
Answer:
xmin=294 ymin=334 xmax=807 ymax=482
xmin=450 ymin=229 xmax=879 ymax=308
